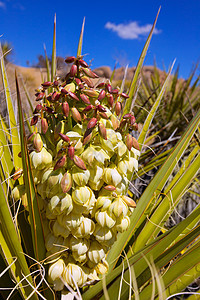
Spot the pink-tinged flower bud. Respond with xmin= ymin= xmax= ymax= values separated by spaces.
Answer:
xmin=75 ymin=78 xmax=82 ymax=85
xmin=53 ymin=80 xmax=59 ymax=86
xmin=121 ymin=92 xmax=129 ymax=99
xmin=87 ymin=117 xmax=97 ymax=129
xmin=68 ymin=91 xmax=79 ymax=101
xmin=33 ymin=133 xmax=43 ymax=152
xmin=41 ymin=118 xmax=48 ymax=134
xmin=13 ymin=168 xmax=23 ymax=180
xmin=52 ymin=92 xmax=61 ymax=101
xmin=69 ymin=64 xmax=77 ymax=77
xmin=41 ymin=81 xmax=53 ymax=88
xmin=65 ymin=56 xmax=76 ymax=63
xmin=130 ymin=115 xmax=136 ymax=125
xmin=97 ymin=105 xmax=106 ymax=112
xmin=112 ymin=89 xmax=119 ymax=95
xmin=98 ymin=122 xmax=107 ymax=140
xmin=27 ymin=132 xmax=36 ymax=143
xmin=96 ymin=82 xmax=105 ymax=88
xmin=83 ymin=89 xmax=99 ymax=98
xmin=107 ymin=94 xmax=114 ymax=107
xmin=132 ymin=137 xmax=140 ymax=150
xmin=99 ymin=112 xmax=108 ymax=119
xmin=61 ymin=172 xmax=72 ymax=193
xmin=35 ymin=92 xmax=44 ymax=101
xmin=126 ymin=134 xmax=133 ymax=151
xmin=30 ymin=115 xmax=38 ymax=126
xmin=122 ymin=195 xmax=136 ymax=208
xmin=61 ymin=88 xmax=68 ymax=95
xmin=79 ymin=59 xmax=89 ymax=68
xmin=54 ymin=121 xmax=65 ymax=141
xmin=71 ymin=107 xmax=82 ymax=123
xmin=104 ymin=185 xmax=116 ymax=191
xmin=81 ymin=68 xmax=99 ymax=78
xmin=119 ymin=119 xmax=127 ymax=130
xmin=59 ymin=133 xmax=70 ymax=143
xmin=115 ymin=101 xmax=121 ymax=116
xmin=54 ymin=155 xmax=66 ymax=171
xmin=105 ymin=83 xmax=112 ymax=93
xmin=123 ymin=113 xmax=132 ymax=119
xmin=83 ymin=105 xmax=94 ymax=113
xmin=81 ymin=76 xmax=94 ymax=88
xmin=80 ymin=94 xmax=91 ymax=105
xmin=83 ymin=129 xmax=92 ymax=145
xmin=73 ymin=155 xmax=87 ymax=170
xmin=68 ymin=145 xmax=75 ymax=160
xmin=98 ymin=90 xmax=106 ymax=101
xmin=62 ymin=101 xmax=69 ymax=117
xmin=110 ymin=115 xmax=120 ymax=130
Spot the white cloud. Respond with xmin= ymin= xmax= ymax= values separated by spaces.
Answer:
xmin=105 ymin=21 xmax=161 ymax=40
xmin=0 ymin=1 xmax=6 ymax=9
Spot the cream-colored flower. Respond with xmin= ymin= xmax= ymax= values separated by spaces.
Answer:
xmin=71 ymin=217 xmax=95 ymax=238
xmin=103 ymin=164 xmax=122 ymax=186
xmin=93 ymin=224 xmax=114 ymax=243
xmin=70 ymin=236 xmax=90 ymax=255
xmin=63 ymin=264 xmax=87 ymax=288
xmin=87 ymin=241 xmax=106 ymax=264
xmin=30 ymin=147 xmax=52 ymax=170
xmin=72 ymin=167 xmax=90 ymax=186
xmin=95 ymin=210 xmax=116 ymax=228
xmin=48 ymin=259 xmax=65 ymax=282
xmin=95 ymin=258 xmax=109 ymax=275
xmin=108 ymin=197 xmax=128 ymax=218
xmin=115 ymin=216 xmax=130 ymax=233
xmin=57 ymin=212 xmax=83 ymax=230
xmin=72 ymin=186 xmax=96 ymax=210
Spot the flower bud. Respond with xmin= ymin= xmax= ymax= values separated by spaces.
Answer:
xmin=79 ymin=59 xmax=88 ymax=68
xmin=73 ymin=155 xmax=87 ymax=170
xmin=12 ymin=184 xmax=25 ymax=201
xmin=62 ymin=102 xmax=69 ymax=117
xmin=35 ymin=92 xmax=44 ymax=101
xmin=41 ymin=118 xmax=48 ymax=134
xmin=54 ymin=121 xmax=65 ymax=141
xmin=54 ymin=155 xmax=66 ymax=171
xmin=59 ymin=133 xmax=70 ymax=143
xmin=69 ymin=64 xmax=77 ymax=77
xmin=65 ymin=56 xmax=76 ymax=63
xmin=83 ymin=128 xmax=93 ymax=145
xmin=121 ymin=92 xmax=129 ymax=99
xmin=80 ymin=94 xmax=91 ymax=105
xmin=71 ymin=107 xmax=82 ymax=123
xmin=48 ymin=259 xmax=65 ymax=282
xmin=110 ymin=115 xmax=120 ymax=130
xmin=98 ymin=122 xmax=107 ymax=140
xmin=83 ymin=89 xmax=99 ymax=98
xmin=60 ymin=172 xmax=72 ymax=193
xmin=104 ymin=185 xmax=116 ymax=191
xmin=98 ymin=90 xmax=106 ymax=101
xmin=68 ymin=91 xmax=80 ymax=101
xmin=68 ymin=145 xmax=75 ymax=160
xmin=95 ymin=259 xmax=109 ymax=275
xmin=81 ymin=76 xmax=94 ymax=88
xmin=30 ymin=115 xmax=38 ymax=126
xmin=41 ymin=81 xmax=53 ymax=88
xmin=81 ymin=68 xmax=99 ymax=78
xmin=115 ymin=101 xmax=121 ymax=116
xmin=132 ymin=137 xmax=140 ymax=150
xmin=87 ymin=117 xmax=97 ymax=129
xmin=107 ymin=94 xmax=114 ymax=107
xmin=126 ymin=134 xmax=133 ymax=151
xmin=122 ymin=195 xmax=136 ymax=208
xmin=33 ymin=133 xmax=43 ymax=152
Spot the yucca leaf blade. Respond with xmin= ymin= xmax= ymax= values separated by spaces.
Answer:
xmin=77 ymin=17 xmax=85 ymax=57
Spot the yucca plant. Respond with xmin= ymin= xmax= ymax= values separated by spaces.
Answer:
xmin=0 ymin=10 xmax=200 ymax=300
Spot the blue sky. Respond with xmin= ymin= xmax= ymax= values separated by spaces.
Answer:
xmin=0 ymin=0 xmax=200 ymax=80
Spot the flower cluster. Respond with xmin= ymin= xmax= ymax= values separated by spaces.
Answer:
xmin=12 ymin=55 xmax=140 ymax=291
